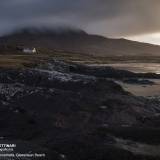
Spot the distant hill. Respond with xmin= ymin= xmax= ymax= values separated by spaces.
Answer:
xmin=0 ymin=27 xmax=160 ymax=57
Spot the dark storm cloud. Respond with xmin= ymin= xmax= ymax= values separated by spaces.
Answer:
xmin=0 ymin=0 xmax=160 ymax=37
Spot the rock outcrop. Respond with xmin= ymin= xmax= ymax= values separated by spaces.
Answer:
xmin=0 ymin=60 xmax=160 ymax=160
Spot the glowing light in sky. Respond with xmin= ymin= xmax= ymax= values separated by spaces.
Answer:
xmin=127 ymin=33 xmax=160 ymax=45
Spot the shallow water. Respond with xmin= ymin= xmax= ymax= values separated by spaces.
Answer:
xmin=91 ymin=62 xmax=160 ymax=97
xmin=116 ymin=79 xmax=160 ymax=97
xmin=90 ymin=63 xmax=160 ymax=74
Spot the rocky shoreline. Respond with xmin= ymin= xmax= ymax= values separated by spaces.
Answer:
xmin=0 ymin=60 xmax=160 ymax=160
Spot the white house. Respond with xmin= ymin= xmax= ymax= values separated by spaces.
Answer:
xmin=23 ymin=48 xmax=37 ymax=54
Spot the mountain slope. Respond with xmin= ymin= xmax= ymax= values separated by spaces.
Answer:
xmin=1 ymin=27 xmax=160 ymax=57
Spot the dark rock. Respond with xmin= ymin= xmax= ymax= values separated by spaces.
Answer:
xmin=0 ymin=60 xmax=160 ymax=160
xmin=122 ymin=78 xmax=155 ymax=85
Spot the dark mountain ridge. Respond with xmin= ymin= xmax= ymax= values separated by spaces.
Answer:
xmin=1 ymin=27 xmax=160 ymax=57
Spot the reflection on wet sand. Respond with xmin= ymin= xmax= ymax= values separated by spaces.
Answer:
xmin=116 ymin=79 xmax=160 ymax=97
xmin=90 ymin=63 xmax=160 ymax=74
xmin=99 ymin=63 xmax=160 ymax=97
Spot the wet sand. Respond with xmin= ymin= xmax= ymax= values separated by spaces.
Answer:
xmin=89 ymin=63 xmax=160 ymax=74
xmin=116 ymin=79 xmax=160 ymax=97
xmin=97 ymin=62 xmax=160 ymax=97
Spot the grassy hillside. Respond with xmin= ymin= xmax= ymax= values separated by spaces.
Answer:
xmin=1 ymin=27 xmax=160 ymax=57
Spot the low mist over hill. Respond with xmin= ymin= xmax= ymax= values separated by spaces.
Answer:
xmin=1 ymin=27 xmax=160 ymax=57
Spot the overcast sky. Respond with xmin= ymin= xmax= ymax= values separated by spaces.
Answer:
xmin=0 ymin=0 xmax=160 ymax=44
